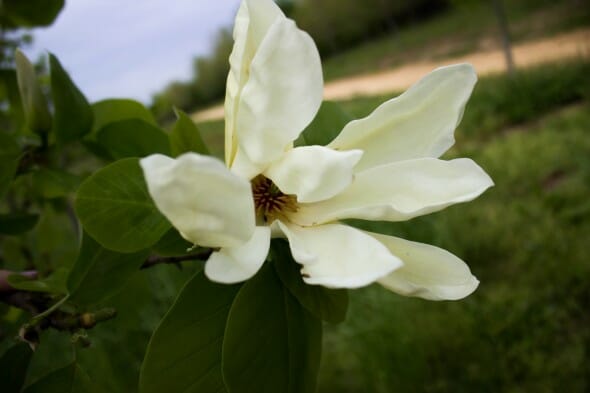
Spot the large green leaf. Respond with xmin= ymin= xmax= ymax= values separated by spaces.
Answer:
xmin=0 ymin=213 xmax=39 ymax=235
xmin=50 ymin=54 xmax=93 ymax=145
xmin=96 ymin=119 xmax=170 ymax=159
xmin=0 ymin=132 xmax=20 ymax=198
xmin=67 ymin=233 xmax=150 ymax=306
xmin=170 ymin=109 xmax=209 ymax=156
xmin=75 ymin=158 xmax=171 ymax=253
xmin=297 ymin=101 xmax=353 ymax=146
xmin=91 ymin=99 xmax=156 ymax=133
xmin=22 ymin=362 xmax=100 ymax=393
xmin=139 ymin=272 xmax=240 ymax=393
xmin=223 ymin=263 xmax=322 ymax=393
xmin=271 ymin=239 xmax=348 ymax=323
xmin=0 ymin=342 xmax=33 ymax=393
xmin=0 ymin=0 xmax=64 ymax=28
xmin=15 ymin=50 xmax=52 ymax=134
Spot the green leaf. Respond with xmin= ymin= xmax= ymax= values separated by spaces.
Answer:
xmin=170 ymin=109 xmax=209 ymax=156
xmin=15 ymin=49 xmax=52 ymax=134
xmin=91 ymin=99 xmax=156 ymax=133
xmin=223 ymin=263 xmax=322 ymax=393
xmin=0 ymin=342 xmax=33 ymax=393
xmin=31 ymin=169 xmax=80 ymax=199
xmin=96 ymin=119 xmax=170 ymax=159
xmin=0 ymin=132 xmax=20 ymax=198
xmin=7 ymin=267 xmax=69 ymax=294
xmin=67 ymin=233 xmax=150 ymax=306
xmin=81 ymin=140 xmax=114 ymax=161
xmin=151 ymin=228 xmax=193 ymax=257
xmin=75 ymin=158 xmax=171 ymax=253
xmin=0 ymin=213 xmax=39 ymax=235
xmin=139 ymin=272 xmax=240 ymax=393
xmin=50 ymin=53 xmax=93 ymax=145
xmin=0 ymin=70 xmax=25 ymax=130
xmin=297 ymin=101 xmax=353 ymax=146
xmin=0 ymin=0 xmax=64 ymax=28
xmin=33 ymin=205 xmax=78 ymax=270
xmin=271 ymin=239 xmax=348 ymax=323
xmin=22 ymin=362 xmax=100 ymax=393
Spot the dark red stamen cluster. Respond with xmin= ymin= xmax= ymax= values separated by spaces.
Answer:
xmin=251 ymin=175 xmax=297 ymax=223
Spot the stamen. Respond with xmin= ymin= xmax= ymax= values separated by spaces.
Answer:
xmin=251 ymin=175 xmax=297 ymax=223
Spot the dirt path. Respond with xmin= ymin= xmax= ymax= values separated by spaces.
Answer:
xmin=193 ymin=28 xmax=590 ymax=122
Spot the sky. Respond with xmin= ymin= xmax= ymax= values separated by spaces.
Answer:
xmin=23 ymin=0 xmax=242 ymax=104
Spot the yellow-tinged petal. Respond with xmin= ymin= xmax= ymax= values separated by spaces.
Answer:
xmin=232 ymin=15 xmax=323 ymax=171
xmin=140 ymin=153 xmax=255 ymax=248
xmin=205 ymin=226 xmax=271 ymax=284
xmin=293 ymin=158 xmax=493 ymax=226
xmin=369 ymin=232 xmax=479 ymax=300
xmin=277 ymin=222 xmax=402 ymax=288
xmin=328 ymin=64 xmax=477 ymax=171
xmin=264 ymin=146 xmax=363 ymax=203
xmin=224 ymin=0 xmax=284 ymax=166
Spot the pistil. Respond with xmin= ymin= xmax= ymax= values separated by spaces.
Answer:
xmin=251 ymin=175 xmax=297 ymax=223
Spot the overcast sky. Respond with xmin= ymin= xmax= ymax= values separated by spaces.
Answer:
xmin=23 ymin=0 xmax=242 ymax=104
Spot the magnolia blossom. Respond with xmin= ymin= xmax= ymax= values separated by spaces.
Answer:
xmin=140 ymin=0 xmax=493 ymax=300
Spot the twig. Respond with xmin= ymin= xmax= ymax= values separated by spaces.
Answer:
xmin=1 ymin=250 xmax=212 ymax=312
xmin=30 ymin=294 xmax=70 ymax=325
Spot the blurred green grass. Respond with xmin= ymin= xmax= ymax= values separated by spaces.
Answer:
xmin=320 ymin=101 xmax=590 ymax=393
xmin=198 ymin=59 xmax=590 ymax=391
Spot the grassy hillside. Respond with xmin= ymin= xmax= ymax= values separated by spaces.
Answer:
xmin=321 ymin=0 xmax=590 ymax=81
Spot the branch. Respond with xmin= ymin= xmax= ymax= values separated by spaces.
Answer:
xmin=140 ymin=250 xmax=213 ymax=269
xmin=0 ymin=250 xmax=211 ymax=348
xmin=1 ymin=251 xmax=212 ymax=311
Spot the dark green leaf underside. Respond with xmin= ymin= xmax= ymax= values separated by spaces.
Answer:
xmin=222 ymin=263 xmax=322 ymax=393
xmin=139 ymin=272 xmax=240 ymax=393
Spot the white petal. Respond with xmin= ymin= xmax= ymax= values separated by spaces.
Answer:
xmin=205 ymin=226 xmax=271 ymax=284
xmin=292 ymin=158 xmax=493 ymax=226
xmin=140 ymin=153 xmax=255 ymax=248
xmin=224 ymin=0 xmax=284 ymax=165
xmin=369 ymin=232 xmax=479 ymax=300
xmin=233 ymin=16 xmax=323 ymax=168
xmin=277 ymin=222 xmax=402 ymax=288
xmin=328 ymin=64 xmax=477 ymax=171
xmin=230 ymin=147 xmax=265 ymax=180
xmin=264 ymin=146 xmax=363 ymax=203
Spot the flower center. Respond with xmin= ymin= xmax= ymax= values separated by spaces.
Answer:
xmin=251 ymin=175 xmax=297 ymax=223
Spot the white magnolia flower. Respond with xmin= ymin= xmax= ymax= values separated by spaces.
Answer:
xmin=140 ymin=0 xmax=493 ymax=300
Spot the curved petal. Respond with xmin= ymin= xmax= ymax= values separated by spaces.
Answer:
xmin=224 ymin=0 xmax=284 ymax=165
xmin=140 ymin=153 xmax=255 ymax=248
xmin=369 ymin=232 xmax=479 ymax=300
xmin=264 ymin=146 xmax=363 ymax=203
xmin=232 ymin=15 xmax=323 ymax=170
xmin=205 ymin=226 xmax=271 ymax=284
xmin=230 ymin=146 xmax=265 ymax=180
xmin=292 ymin=158 xmax=493 ymax=226
xmin=328 ymin=64 xmax=477 ymax=171
xmin=277 ymin=222 xmax=402 ymax=288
